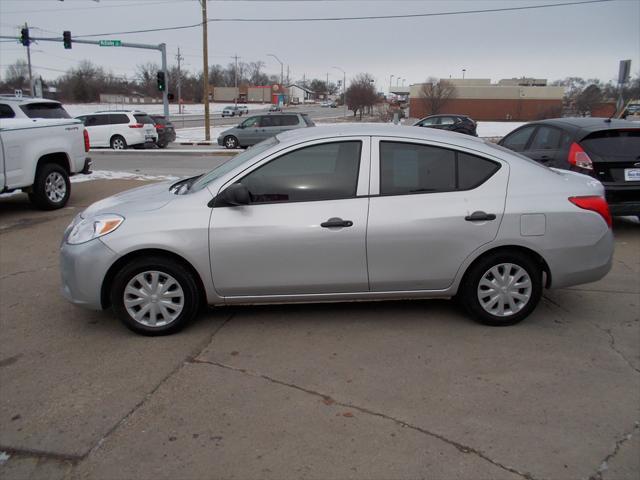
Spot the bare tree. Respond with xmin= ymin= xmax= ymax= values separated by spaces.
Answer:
xmin=135 ymin=62 xmax=160 ymax=96
xmin=575 ymin=84 xmax=603 ymax=116
xmin=3 ymin=59 xmax=29 ymax=91
xmin=419 ymin=77 xmax=457 ymax=115
xmin=346 ymin=73 xmax=378 ymax=119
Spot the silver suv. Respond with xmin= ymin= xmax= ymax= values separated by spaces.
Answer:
xmin=218 ymin=112 xmax=314 ymax=149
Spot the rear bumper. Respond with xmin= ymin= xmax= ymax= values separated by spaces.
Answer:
xmin=604 ymin=184 xmax=640 ymax=216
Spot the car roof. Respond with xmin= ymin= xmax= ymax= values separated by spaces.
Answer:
xmin=276 ymin=123 xmax=486 ymax=148
xmin=524 ymin=117 xmax=640 ymax=135
xmin=92 ymin=110 xmax=148 ymax=114
xmin=0 ymin=96 xmax=62 ymax=105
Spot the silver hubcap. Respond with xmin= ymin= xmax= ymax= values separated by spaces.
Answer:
xmin=124 ymin=271 xmax=184 ymax=327
xmin=477 ymin=263 xmax=532 ymax=317
xmin=112 ymin=138 xmax=124 ymax=149
xmin=44 ymin=172 xmax=66 ymax=203
xmin=225 ymin=138 xmax=236 ymax=148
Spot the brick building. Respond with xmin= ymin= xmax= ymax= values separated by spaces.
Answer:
xmin=409 ymin=78 xmax=565 ymax=121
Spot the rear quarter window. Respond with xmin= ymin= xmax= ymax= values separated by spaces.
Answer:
xmin=19 ymin=102 xmax=70 ymax=119
xmin=580 ymin=129 xmax=640 ymax=156
xmin=0 ymin=104 xmax=15 ymax=118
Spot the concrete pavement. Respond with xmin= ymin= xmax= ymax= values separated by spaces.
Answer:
xmin=0 ymin=179 xmax=638 ymax=480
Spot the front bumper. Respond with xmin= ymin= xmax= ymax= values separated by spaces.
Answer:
xmin=217 ymin=136 xmax=224 ymax=146
xmin=60 ymin=235 xmax=118 ymax=311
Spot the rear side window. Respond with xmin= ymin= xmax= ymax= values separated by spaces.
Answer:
xmin=529 ymin=126 xmax=564 ymax=150
xmin=501 ymin=126 xmax=536 ymax=151
xmin=260 ymin=116 xmax=281 ymax=127
xmin=280 ymin=115 xmax=299 ymax=126
xmin=581 ymin=130 xmax=640 ymax=156
xmin=133 ymin=114 xmax=153 ymax=124
xmin=19 ymin=102 xmax=70 ymax=119
xmin=110 ymin=114 xmax=129 ymax=124
xmin=0 ymin=104 xmax=15 ymax=118
xmin=380 ymin=142 xmax=500 ymax=195
xmin=239 ymin=141 xmax=362 ymax=203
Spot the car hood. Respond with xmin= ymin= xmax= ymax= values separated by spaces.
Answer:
xmin=81 ymin=180 xmax=176 ymax=218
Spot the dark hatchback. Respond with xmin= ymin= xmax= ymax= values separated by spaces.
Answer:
xmin=151 ymin=115 xmax=176 ymax=148
xmin=499 ymin=118 xmax=640 ymax=217
xmin=413 ymin=114 xmax=477 ymax=136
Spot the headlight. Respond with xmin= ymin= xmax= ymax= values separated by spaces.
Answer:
xmin=67 ymin=214 xmax=124 ymax=245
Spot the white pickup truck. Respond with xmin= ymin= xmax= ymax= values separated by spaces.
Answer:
xmin=0 ymin=118 xmax=91 ymax=209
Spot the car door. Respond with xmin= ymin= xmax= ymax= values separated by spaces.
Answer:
xmin=523 ymin=125 xmax=569 ymax=168
xmin=257 ymin=115 xmax=282 ymax=142
xmin=238 ymin=116 xmax=262 ymax=145
xmin=210 ymin=138 xmax=371 ymax=297
xmin=366 ymin=138 xmax=508 ymax=291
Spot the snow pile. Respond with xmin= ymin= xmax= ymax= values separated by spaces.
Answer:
xmin=71 ymin=170 xmax=178 ymax=183
xmin=64 ymin=103 xmax=269 ymax=117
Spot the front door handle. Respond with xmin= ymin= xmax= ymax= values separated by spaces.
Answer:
xmin=321 ymin=217 xmax=353 ymax=228
xmin=465 ymin=211 xmax=496 ymax=222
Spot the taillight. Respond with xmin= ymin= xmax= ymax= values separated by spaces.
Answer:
xmin=155 ymin=124 xmax=164 ymax=130
xmin=569 ymin=196 xmax=612 ymax=228
xmin=83 ymin=128 xmax=90 ymax=152
xmin=568 ymin=142 xmax=593 ymax=170
xmin=129 ymin=123 xmax=144 ymax=128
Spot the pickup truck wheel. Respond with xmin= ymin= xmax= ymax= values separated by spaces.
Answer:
xmin=110 ymin=135 xmax=127 ymax=150
xmin=29 ymin=163 xmax=70 ymax=210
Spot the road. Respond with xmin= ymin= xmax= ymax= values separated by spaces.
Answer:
xmin=90 ymin=150 xmax=234 ymax=177
xmin=169 ymin=104 xmax=348 ymax=129
xmin=0 ymin=177 xmax=638 ymax=480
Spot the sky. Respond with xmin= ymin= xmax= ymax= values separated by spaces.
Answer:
xmin=0 ymin=0 xmax=639 ymax=91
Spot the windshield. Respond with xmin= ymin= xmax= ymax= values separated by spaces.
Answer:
xmin=20 ymin=102 xmax=70 ymax=119
xmin=190 ymin=136 xmax=279 ymax=192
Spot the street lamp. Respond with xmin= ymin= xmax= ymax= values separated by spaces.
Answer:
xmin=402 ymin=78 xmax=406 ymax=86
xmin=396 ymin=77 xmax=401 ymax=86
xmin=267 ymin=54 xmax=284 ymax=86
xmin=333 ymin=66 xmax=347 ymax=118
xmin=462 ymin=68 xmax=466 ymax=79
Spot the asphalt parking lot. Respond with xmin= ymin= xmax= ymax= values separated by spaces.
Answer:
xmin=0 ymin=179 xmax=638 ymax=480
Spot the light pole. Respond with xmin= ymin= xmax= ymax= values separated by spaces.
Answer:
xmin=462 ymin=68 xmax=466 ymax=79
xmin=402 ymin=78 xmax=406 ymax=86
xmin=267 ymin=54 xmax=284 ymax=86
xmin=199 ymin=0 xmax=210 ymax=140
xmin=396 ymin=77 xmax=401 ymax=86
xmin=333 ymin=66 xmax=346 ymax=117
xmin=389 ymin=74 xmax=394 ymax=94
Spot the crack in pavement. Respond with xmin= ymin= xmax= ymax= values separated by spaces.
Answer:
xmin=592 ymin=323 xmax=640 ymax=375
xmin=189 ymin=358 xmax=538 ymax=480
xmin=0 ymin=264 xmax=57 ymax=281
xmin=588 ymin=421 xmax=640 ymax=480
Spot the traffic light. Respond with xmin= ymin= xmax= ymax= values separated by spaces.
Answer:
xmin=20 ymin=28 xmax=30 ymax=47
xmin=156 ymin=71 xmax=166 ymax=91
xmin=63 ymin=31 xmax=72 ymax=49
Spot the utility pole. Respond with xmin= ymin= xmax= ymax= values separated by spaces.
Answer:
xmin=333 ymin=66 xmax=346 ymax=118
xmin=326 ymin=72 xmax=329 ymax=100
xmin=160 ymin=43 xmax=169 ymax=117
xmin=234 ymin=54 xmax=238 ymax=107
xmin=176 ymin=47 xmax=184 ymax=114
xmin=24 ymin=22 xmax=33 ymax=95
xmin=200 ymin=0 xmax=210 ymax=140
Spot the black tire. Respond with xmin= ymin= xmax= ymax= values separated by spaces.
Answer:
xmin=157 ymin=142 xmax=167 ymax=149
xmin=110 ymin=135 xmax=127 ymax=150
xmin=459 ymin=250 xmax=542 ymax=326
xmin=223 ymin=135 xmax=239 ymax=149
xmin=28 ymin=163 xmax=70 ymax=210
xmin=110 ymin=256 xmax=201 ymax=336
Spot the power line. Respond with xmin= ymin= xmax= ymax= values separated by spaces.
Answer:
xmin=0 ymin=0 xmax=192 ymax=15
xmin=69 ymin=0 xmax=611 ymax=38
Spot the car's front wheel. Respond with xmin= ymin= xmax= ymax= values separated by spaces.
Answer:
xmin=224 ymin=135 xmax=239 ymax=149
xmin=459 ymin=251 xmax=542 ymax=326
xmin=110 ymin=256 xmax=201 ymax=335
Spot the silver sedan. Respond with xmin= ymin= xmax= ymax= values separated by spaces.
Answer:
xmin=60 ymin=124 xmax=613 ymax=335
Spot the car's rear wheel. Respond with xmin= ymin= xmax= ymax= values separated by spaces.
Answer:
xmin=29 ymin=163 xmax=70 ymax=210
xmin=110 ymin=256 xmax=200 ymax=336
xmin=459 ymin=251 xmax=542 ymax=326
xmin=110 ymin=135 xmax=127 ymax=150
xmin=224 ymin=135 xmax=239 ymax=149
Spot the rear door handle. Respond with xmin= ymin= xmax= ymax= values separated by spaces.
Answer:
xmin=321 ymin=217 xmax=353 ymax=228
xmin=465 ymin=211 xmax=496 ymax=222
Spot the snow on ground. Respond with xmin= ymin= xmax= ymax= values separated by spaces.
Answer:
xmin=64 ymin=103 xmax=270 ymax=117
xmin=476 ymin=121 xmax=524 ymax=138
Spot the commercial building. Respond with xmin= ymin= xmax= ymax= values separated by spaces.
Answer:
xmin=409 ymin=78 xmax=565 ymax=121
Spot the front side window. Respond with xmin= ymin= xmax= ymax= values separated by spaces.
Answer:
xmin=241 ymin=116 xmax=260 ymax=128
xmin=239 ymin=141 xmax=362 ymax=204
xmin=418 ymin=117 xmax=438 ymax=126
xmin=85 ymin=115 xmax=109 ymax=126
xmin=380 ymin=141 xmax=500 ymax=195
xmin=0 ymin=104 xmax=15 ymax=118
xmin=110 ymin=114 xmax=130 ymax=124
xmin=500 ymin=126 xmax=536 ymax=152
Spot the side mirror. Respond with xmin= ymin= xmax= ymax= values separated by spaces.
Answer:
xmin=213 ymin=183 xmax=250 ymax=207
xmin=237 ymin=124 xmax=245 ymax=129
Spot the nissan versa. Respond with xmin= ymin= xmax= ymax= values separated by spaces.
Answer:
xmin=60 ymin=125 xmax=614 ymax=335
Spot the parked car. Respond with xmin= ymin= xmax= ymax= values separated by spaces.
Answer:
xmin=61 ymin=124 xmax=613 ymax=335
xmin=414 ymin=114 xmax=478 ymax=136
xmin=75 ymin=111 xmax=157 ymax=150
xmin=0 ymin=95 xmax=71 ymax=120
xmin=238 ymin=105 xmax=249 ymax=115
xmin=330 ymin=101 xmax=338 ymax=108
xmin=221 ymin=106 xmax=243 ymax=117
xmin=150 ymin=115 xmax=176 ymax=149
xmin=217 ymin=112 xmax=314 ymax=149
xmin=268 ymin=104 xmax=282 ymax=112
xmin=498 ymin=118 xmax=640 ymax=217
xmin=1 ymin=117 xmax=91 ymax=209
xmin=320 ymin=101 xmax=331 ymax=107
